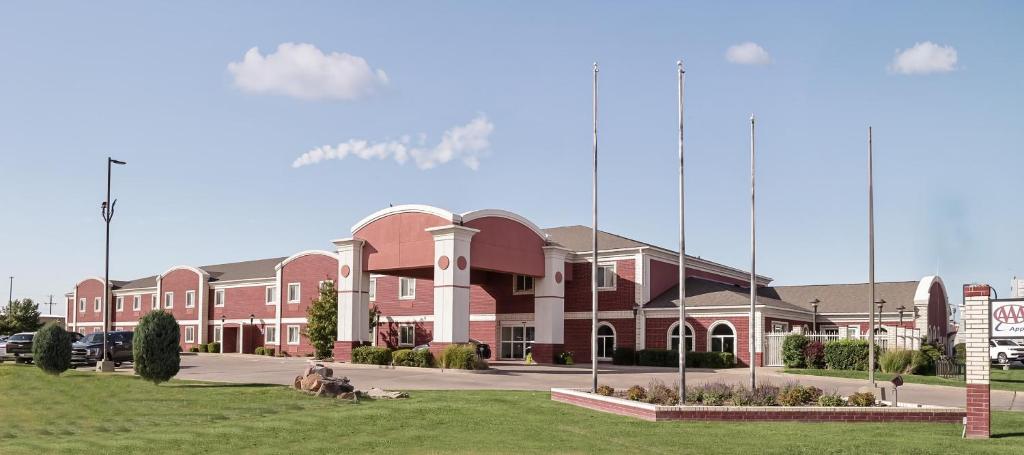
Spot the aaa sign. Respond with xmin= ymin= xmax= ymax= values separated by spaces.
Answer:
xmin=992 ymin=300 xmax=1024 ymax=337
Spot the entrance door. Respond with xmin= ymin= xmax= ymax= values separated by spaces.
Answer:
xmin=500 ymin=325 xmax=535 ymax=359
xmin=222 ymin=327 xmax=239 ymax=353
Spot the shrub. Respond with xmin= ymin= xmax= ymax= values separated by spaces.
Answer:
xmin=207 ymin=342 xmax=220 ymax=353
xmin=32 ymin=322 xmax=72 ymax=375
xmin=879 ymin=349 xmax=914 ymax=373
xmin=684 ymin=386 xmax=703 ymax=404
xmin=752 ymin=384 xmax=779 ymax=406
xmin=351 ymin=346 xmax=392 ymax=365
xmin=729 ymin=388 xmax=756 ymax=406
xmin=439 ymin=344 xmax=481 ymax=370
xmin=818 ymin=393 xmax=846 ymax=407
xmin=777 ymin=384 xmax=822 ymax=406
xmin=133 ymin=311 xmax=181 ymax=384
xmin=189 ymin=346 xmax=200 ymax=353
xmin=824 ymin=339 xmax=871 ymax=370
xmin=264 ymin=347 xmax=276 ymax=357
xmin=392 ymin=349 xmax=434 ymax=368
xmin=847 ymin=392 xmax=876 ymax=407
xmin=699 ymin=383 xmax=733 ymax=406
xmin=782 ymin=334 xmax=809 ymax=368
xmin=916 ymin=343 xmax=941 ymax=374
xmin=612 ymin=347 xmax=636 ymax=365
xmin=556 ymin=351 xmax=574 ymax=365
xmin=638 ymin=349 xmax=674 ymax=367
xmin=626 ymin=385 xmax=647 ymax=401
xmin=910 ymin=350 xmax=934 ymax=375
xmin=803 ymin=341 xmax=825 ymax=369
xmin=254 ymin=347 xmax=266 ymax=355
xmin=595 ymin=385 xmax=615 ymax=396
xmin=688 ymin=352 xmax=735 ymax=368
xmin=954 ymin=343 xmax=966 ymax=363
xmin=645 ymin=379 xmax=680 ymax=406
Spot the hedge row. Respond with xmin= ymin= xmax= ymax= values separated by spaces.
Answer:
xmin=351 ymin=346 xmax=392 ymax=365
xmin=614 ymin=348 xmax=735 ymax=368
xmin=392 ymin=348 xmax=434 ymax=368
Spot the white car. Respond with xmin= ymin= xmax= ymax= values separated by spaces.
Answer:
xmin=990 ymin=339 xmax=1024 ymax=364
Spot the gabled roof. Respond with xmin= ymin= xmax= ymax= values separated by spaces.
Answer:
xmin=764 ymin=281 xmax=920 ymax=314
xmin=543 ymin=225 xmax=654 ymax=252
xmin=201 ymin=257 xmax=286 ymax=282
xmin=645 ymin=278 xmax=806 ymax=313
xmin=115 ymin=276 xmax=157 ymax=290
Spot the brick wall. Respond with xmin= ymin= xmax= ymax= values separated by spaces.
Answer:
xmin=962 ymin=284 xmax=991 ymax=439
xmin=280 ymin=253 xmax=338 ymax=318
xmin=75 ymin=279 xmax=105 ymax=324
xmin=160 ymin=269 xmax=202 ymax=322
xmin=563 ymin=318 xmax=635 ymax=361
xmin=645 ymin=316 xmax=753 ymax=366
xmin=565 ymin=259 xmax=636 ymax=313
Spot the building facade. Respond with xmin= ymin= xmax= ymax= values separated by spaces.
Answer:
xmin=66 ymin=204 xmax=954 ymax=364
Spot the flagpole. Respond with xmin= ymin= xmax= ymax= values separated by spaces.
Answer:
xmin=868 ymin=126 xmax=876 ymax=386
xmin=677 ymin=60 xmax=687 ymax=401
xmin=591 ymin=62 xmax=599 ymax=393
xmin=749 ymin=114 xmax=757 ymax=389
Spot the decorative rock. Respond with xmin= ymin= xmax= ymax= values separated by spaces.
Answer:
xmin=365 ymin=387 xmax=409 ymax=399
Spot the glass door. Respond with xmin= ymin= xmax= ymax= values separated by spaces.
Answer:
xmin=500 ymin=325 xmax=535 ymax=359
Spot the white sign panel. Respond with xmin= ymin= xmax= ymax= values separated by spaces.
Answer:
xmin=992 ymin=299 xmax=1024 ymax=338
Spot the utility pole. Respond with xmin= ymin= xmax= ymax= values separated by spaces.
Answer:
xmin=47 ymin=294 xmax=54 ymax=315
xmin=7 ymin=276 xmax=12 ymax=311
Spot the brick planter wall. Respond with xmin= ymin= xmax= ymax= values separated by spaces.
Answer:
xmin=551 ymin=388 xmax=965 ymax=423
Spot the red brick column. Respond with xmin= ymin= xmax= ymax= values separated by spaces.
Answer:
xmin=333 ymin=340 xmax=368 ymax=362
xmin=531 ymin=343 xmax=563 ymax=364
xmin=963 ymin=284 xmax=991 ymax=439
xmin=428 ymin=342 xmax=452 ymax=363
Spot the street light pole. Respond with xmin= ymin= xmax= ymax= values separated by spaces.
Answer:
xmin=867 ymin=127 xmax=876 ymax=386
xmin=98 ymin=157 xmax=127 ymax=373
xmin=6 ymin=276 xmax=11 ymax=311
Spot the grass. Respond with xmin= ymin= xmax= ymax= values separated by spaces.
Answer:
xmin=783 ymin=366 xmax=1024 ymax=392
xmin=2 ymin=364 xmax=1024 ymax=454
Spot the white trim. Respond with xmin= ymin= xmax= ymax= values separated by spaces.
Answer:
xmin=379 ymin=314 xmax=496 ymax=323
xmin=565 ymin=310 xmax=634 ymax=320
xmin=209 ymin=278 xmax=276 ymax=289
xmin=398 ymin=277 xmax=416 ymax=300
xmin=596 ymin=321 xmax=616 ymax=360
xmin=213 ymin=325 xmax=223 ymax=343
xmin=287 ymin=282 xmax=301 ymax=303
xmin=459 ymin=208 xmax=549 ymax=240
xmin=596 ymin=262 xmax=617 ymax=291
xmin=275 ymin=267 xmax=283 ymax=352
xmin=184 ymin=326 xmax=196 ymax=343
xmin=151 ymin=294 xmax=159 ymax=310
xmin=94 ymin=297 xmax=101 ymax=312
xmin=349 ymin=204 xmax=459 ymax=234
xmin=264 ymin=326 xmax=278 ymax=344
xmin=112 ymin=286 xmax=157 ymax=294
xmin=158 ymin=265 xmax=210 ymax=280
xmin=707 ymin=320 xmax=738 ymax=356
xmin=164 ymin=291 xmax=174 ymax=309
xmin=667 ymin=321 xmax=696 ymax=351
xmin=185 ymin=290 xmax=196 ymax=308
xmin=132 ymin=295 xmax=141 ymax=311
xmin=286 ymin=325 xmax=301 ymax=345
xmin=280 ymin=317 xmax=308 ymax=324
xmin=78 ymin=298 xmax=86 ymax=313
xmin=275 ymin=249 xmax=339 ymax=271
xmin=214 ymin=289 xmax=225 ymax=307
xmin=265 ymin=285 xmax=278 ymax=305
xmin=369 ymin=277 xmax=377 ymax=301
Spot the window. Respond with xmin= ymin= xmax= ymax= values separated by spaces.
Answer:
xmin=499 ymin=325 xmax=535 ymax=359
xmin=151 ymin=294 xmax=159 ymax=310
xmin=669 ymin=323 xmax=694 ymax=352
xmin=214 ymin=289 xmax=225 ymax=307
xmin=94 ymin=297 xmax=101 ymax=312
xmin=164 ymin=292 xmax=173 ymax=309
xmin=596 ymin=263 xmax=617 ymax=290
xmin=79 ymin=298 xmax=86 ymax=312
xmin=132 ymin=295 xmax=141 ymax=311
xmin=287 ymin=283 xmax=300 ymax=303
xmin=771 ymin=322 xmax=789 ymax=333
xmin=399 ymin=324 xmax=416 ymax=347
xmin=846 ymin=326 xmax=861 ymax=339
xmin=266 ymin=286 xmax=278 ymax=305
xmin=596 ymin=323 xmax=616 ymax=359
xmin=369 ymin=278 xmax=377 ymax=301
xmin=115 ymin=296 xmax=124 ymax=311
xmin=265 ymin=326 xmax=277 ymax=344
xmin=184 ymin=326 xmax=195 ymax=343
xmin=512 ymin=275 xmax=535 ymax=294
xmin=185 ymin=290 xmax=195 ymax=308
xmin=399 ymin=277 xmax=416 ymax=300
xmin=709 ymin=323 xmax=736 ymax=354
xmin=213 ymin=326 xmax=222 ymax=343
xmin=287 ymin=325 xmax=301 ymax=345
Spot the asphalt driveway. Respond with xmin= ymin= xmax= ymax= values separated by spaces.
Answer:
xmin=165 ymin=354 xmax=1023 ymax=411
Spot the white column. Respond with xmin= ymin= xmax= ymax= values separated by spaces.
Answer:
xmin=425 ymin=225 xmax=478 ymax=344
xmin=333 ymin=238 xmax=369 ymax=343
xmin=535 ymin=246 xmax=570 ymax=346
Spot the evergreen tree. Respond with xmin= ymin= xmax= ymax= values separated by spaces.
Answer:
xmin=0 ymin=299 xmax=42 ymax=335
xmin=133 ymin=311 xmax=181 ymax=384
xmin=305 ymin=280 xmax=338 ymax=359
xmin=32 ymin=322 xmax=72 ymax=375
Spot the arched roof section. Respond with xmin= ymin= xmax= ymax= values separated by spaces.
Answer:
xmin=461 ymin=209 xmax=547 ymax=276
xmin=351 ymin=205 xmax=459 ymax=234
xmin=913 ymin=275 xmax=951 ymax=338
xmin=158 ymin=265 xmax=210 ymax=281
xmin=76 ymin=277 xmax=107 ymax=288
xmin=276 ymin=250 xmax=339 ymax=271
xmin=460 ymin=209 xmax=548 ymax=241
xmin=352 ymin=205 xmax=457 ymax=272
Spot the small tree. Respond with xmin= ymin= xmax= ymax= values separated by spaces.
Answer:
xmin=782 ymin=334 xmax=809 ymax=368
xmin=306 ymin=280 xmax=337 ymax=359
xmin=134 ymin=311 xmax=181 ymax=384
xmin=1 ymin=299 xmax=42 ymax=335
xmin=32 ymin=322 xmax=72 ymax=375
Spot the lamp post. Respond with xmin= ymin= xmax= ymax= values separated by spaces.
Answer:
xmin=810 ymin=299 xmax=820 ymax=333
xmin=98 ymin=157 xmax=127 ymax=373
xmin=897 ymin=305 xmax=906 ymax=350
xmin=7 ymin=276 xmax=12 ymax=307
xmin=876 ymin=299 xmax=885 ymax=333
xmin=220 ymin=315 xmax=226 ymax=354
xmin=249 ymin=314 xmax=255 ymax=354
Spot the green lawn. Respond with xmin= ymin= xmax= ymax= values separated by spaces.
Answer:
xmin=783 ymin=367 xmax=1024 ymax=392
xmin=2 ymin=364 xmax=1023 ymax=454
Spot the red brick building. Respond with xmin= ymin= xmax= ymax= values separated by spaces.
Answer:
xmin=66 ymin=204 xmax=954 ymax=364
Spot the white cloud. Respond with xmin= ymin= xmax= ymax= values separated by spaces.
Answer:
xmin=725 ymin=42 xmax=771 ymax=65
xmin=292 ymin=115 xmax=494 ymax=170
xmin=227 ymin=42 xmax=388 ymax=100
xmin=889 ymin=41 xmax=958 ymax=75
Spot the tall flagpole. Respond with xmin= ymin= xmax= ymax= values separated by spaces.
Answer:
xmin=868 ymin=126 xmax=876 ymax=386
xmin=749 ymin=115 xmax=757 ymax=389
xmin=677 ymin=60 xmax=687 ymax=400
xmin=591 ymin=62 xmax=599 ymax=393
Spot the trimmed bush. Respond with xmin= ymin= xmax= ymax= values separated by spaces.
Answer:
xmin=916 ymin=343 xmax=941 ymax=374
xmin=879 ymin=349 xmax=914 ymax=373
xmin=595 ymin=385 xmax=615 ymax=396
xmin=264 ymin=347 xmax=276 ymax=357
xmin=636 ymin=350 xmax=735 ymax=369
xmin=189 ymin=346 xmax=200 ymax=353
xmin=954 ymin=343 xmax=966 ymax=363
xmin=207 ymin=342 xmax=220 ymax=353
xmin=644 ymin=379 xmax=679 ymax=406
xmin=818 ymin=393 xmax=845 ymax=407
xmin=32 ymin=322 xmax=71 ymax=375
xmin=254 ymin=346 xmax=266 ymax=355
xmin=133 ymin=311 xmax=181 ymax=384
xmin=351 ymin=346 xmax=391 ymax=365
xmin=782 ymin=334 xmax=809 ymax=368
xmin=803 ymin=341 xmax=825 ymax=369
xmin=612 ymin=347 xmax=636 ymax=365
xmin=392 ymin=349 xmax=434 ymax=368
xmin=910 ymin=350 xmax=934 ymax=374
xmin=778 ymin=384 xmax=823 ymax=406
xmin=847 ymin=392 xmax=876 ymax=407
xmin=439 ymin=344 xmax=481 ymax=370
xmin=625 ymin=385 xmax=647 ymax=401
xmin=823 ymin=339 xmax=871 ymax=370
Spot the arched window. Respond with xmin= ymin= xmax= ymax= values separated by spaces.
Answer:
xmin=596 ymin=323 xmax=615 ymax=360
xmin=709 ymin=322 xmax=736 ymax=354
xmin=668 ymin=323 xmax=694 ymax=352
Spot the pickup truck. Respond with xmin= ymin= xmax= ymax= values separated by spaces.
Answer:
xmin=72 ymin=331 xmax=135 ymax=367
xmin=991 ymin=339 xmax=1024 ymax=364
xmin=3 ymin=332 xmax=36 ymax=364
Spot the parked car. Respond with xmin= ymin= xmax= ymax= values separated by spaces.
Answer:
xmin=3 ymin=332 xmax=36 ymax=364
xmin=72 ymin=331 xmax=134 ymax=367
xmin=990 ymin=339 xmax=1024 ymax=364
xmin=412 ymin=338 xmax=491 ymax=359
xmin=0 ymin=335 xmax=8 ymax=361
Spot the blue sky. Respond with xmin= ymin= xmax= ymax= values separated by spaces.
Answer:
xmin=2 ymin=2 xmax=1022 ymax=316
